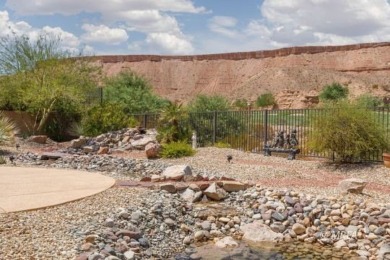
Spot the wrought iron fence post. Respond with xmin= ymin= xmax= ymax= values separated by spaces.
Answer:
xmin=143 ymin=114 xmax=147 ymax=129
xmin=212 ymin=111 xmax=217 ymax=145
xmin=264 ymin=109 xmax=269 ymax=149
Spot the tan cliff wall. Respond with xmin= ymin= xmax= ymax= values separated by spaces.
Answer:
xmin=95 ymin=42 xmax=390 ymax=109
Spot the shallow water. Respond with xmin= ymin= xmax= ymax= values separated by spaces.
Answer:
xmin=195 ymin=241 xmax=359 ymax=260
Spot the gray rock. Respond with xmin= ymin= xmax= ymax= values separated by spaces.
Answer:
xmin=162 ymin=165 xmax=192 ymax=181
xmin=123 ymin=250 xmax=135 ymax=260
xmin=204 ymin=183 xmax=227 ymax=201
xmin=240 ymin=221 xmax=283 ymax=243
xmin=338 ymin=178 xmax=368 ymax=194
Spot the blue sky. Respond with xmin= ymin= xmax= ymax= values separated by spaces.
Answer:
xmin=1 ymin=0 xmax=390 ymax=55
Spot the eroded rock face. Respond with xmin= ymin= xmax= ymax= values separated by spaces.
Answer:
xmin=99 ymin=43 xmax=390 ymax=109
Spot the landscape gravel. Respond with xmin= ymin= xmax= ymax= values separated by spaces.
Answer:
xmin=2 ymin=146 xmax=390 ymax=259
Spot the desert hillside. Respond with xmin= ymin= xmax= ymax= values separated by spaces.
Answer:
xmin=96 ymin=42 xmax=390 ymax=109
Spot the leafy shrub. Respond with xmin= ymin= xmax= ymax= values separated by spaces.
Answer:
xmin=103 ymin=71 xmax=169 ymax=114
xmin=319 ymin=83 xmax=348 ymax=102
xmin=233 ymin=98 xmax=249 ymax=110
xmin=256 ymin=93 xmax=276 ymax=108
xmin=356 ymin=94 xmax=382 ymax=109
xmin=309 ymin=100 xmax=389 ymax=162
xmin=187 ymin=95 xmax=231 ymax=113
xmin=160 ymin=141 xmax=195 ymax=158
xmin=81 ymin=103 xmax=138 ymax=136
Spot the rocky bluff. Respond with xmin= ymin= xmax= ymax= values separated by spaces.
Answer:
xmin=95 ymin=42 xmax=390 ymax=109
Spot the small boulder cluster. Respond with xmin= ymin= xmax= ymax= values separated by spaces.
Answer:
xmin=68 ymin=128 xmax=161 ymax=158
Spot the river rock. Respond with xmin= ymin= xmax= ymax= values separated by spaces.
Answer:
xmin=204 ymin=183 xmax=227 ymax=201
xmin=71 ymin=137 xmax=87 ymax=148
xmin=292 ymin=223 xmax=306 ymax=235
xmin=241 ymin=221 xmax=283 ymax=243
xmin=378 ymin=243 xmax=390 ymax=259
xmin=338 ymin=178 xmax=368 ymax=194
xmin=131 ymin=137 xmax=155 ymax=150
xmin=159 ymin=183 xmax=176 ymax=193
xmin=145 ymin=143 xmax=161 ymax=159
xmin=215 ymin=236 xmax=238 ymax=248
xmin=162 ymin=165 xmax=192 ymax=181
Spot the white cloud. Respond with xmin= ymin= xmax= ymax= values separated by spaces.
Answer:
xmin=260 ymin=0 xmax=390 ymax=44
xmin=0 ymin=10 xmax=81 ymax=53
xmin=81 ymin=24 xmax=128 ymax=45
xmin=5 ymin=0 xmax=206 ymax=15
xmin=145 ymin=33 xmax=194 ymax=54
xmin=209 ymin=16 xmax=240 ymax=38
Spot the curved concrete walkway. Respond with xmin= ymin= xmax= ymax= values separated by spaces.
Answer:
xmin=0 ymin=166 xmax=115 ymax=213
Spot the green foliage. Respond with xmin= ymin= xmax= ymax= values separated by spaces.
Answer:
xmin=233 ymin=98 xmax=249 ymax=110
xmin=309 ymin=100 xmax=389 ymax=163
xmin=160 ymin=141 xmax=195 ymax=158
xmin=319 ymin=83 xmax=349 ymax=102
xmin=214 ymin=141 xmax=231 ymax=148
xmin=103 ymin=71 xmax=169 ymax=114
xmin=0 ymin=33 xmax=100 ymax=136
xmin=0 ymin=112 xmax=16 ymax=144
xmin=157 ymin=102 xmax=190 ymax=144
xmin=356 ymin=94 xmax=382 ymax=109
xmin=0 ymin=32 xmax=69 ymax=75
xmin=81 ymin=103 xmax=138 ymax=136
xmin=187 ymin=95 xmax=231 ymax=113
xmin=256 ymin=93 xmax=276 ymax=108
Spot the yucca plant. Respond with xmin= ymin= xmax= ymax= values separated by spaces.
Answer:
xmin=0 ymin=112 xmax=16 ymax=144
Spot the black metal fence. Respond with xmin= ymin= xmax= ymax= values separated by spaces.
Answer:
xmin=133 ymin=108 xmax=390 ymax=161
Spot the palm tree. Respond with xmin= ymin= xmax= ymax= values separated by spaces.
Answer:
xmin=157 ymin=102 xmax=189 ymax=143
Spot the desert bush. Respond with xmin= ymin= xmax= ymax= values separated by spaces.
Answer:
xmin=103 ymin=71 xmax=169 ymax=114
xmin=0 ymin=112 xmax=16 ymax=144
xmin=157 ymin=102 xmax=190 ymax=144
xmin=81 ymin=103 xmax=138 ymax=136
xmin=256 ymin=93 xmax=276 ymax=108
xmin=160 ymin=141 xmax=195 ymax=158
xmin=319 ymin=83 xmax=348 ymax=102
xmin=309 ymin=100 xmax=389 ymax=162
xmin=233 ymin=98 xmax=249 ymax=110
xmin=187 ymin=95 xmax=231 ymax=113
xmin=0 ymin=156 xmax=6 ymax=164
xmin=356 ymin=94 xmax=382 ymax=109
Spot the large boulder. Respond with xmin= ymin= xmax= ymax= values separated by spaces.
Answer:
xmin=338 ymin=178 xmax=368 ymax=194
xmin=145 ymin=143 xmax=161 ymax=159
xmin=130 ymin=137 xmax=156 ymax=150
xmin=204 ymin=182 xmax=227 ymax=201
xmin=241 ymin=221 xmax=283 ymax=243
xmin=162 ymin=165 xmax=192 ymax=181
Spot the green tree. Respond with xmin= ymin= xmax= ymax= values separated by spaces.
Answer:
xmin=0 ymin=33 xmax=100 ymax=137
xmin=233 ymin=98 xmax=249 ymax=110
xmin=256 ymin=93 xmax=276 ymax=108
xmin=319 ymin=82 xmax=349 ymax=102
xmin=309 ymin=100 xmax=389 ymax=162
xmin=103 ymin=71 xmax=168 ymax=114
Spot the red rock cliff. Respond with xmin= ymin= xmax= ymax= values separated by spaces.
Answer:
xmin=94 ymin=42 xmax=390 ymax=109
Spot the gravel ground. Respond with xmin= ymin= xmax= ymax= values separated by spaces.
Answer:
xmin=1 ymin=146 xmax=390 ymax=259
xmin=0 ymin=188 xmax=150 ymax=260
xmin=160 ymin=147 xmax=390 ymax=203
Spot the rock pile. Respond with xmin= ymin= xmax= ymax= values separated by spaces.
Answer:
xmin=76 ymin=185 xmax=390 ymax=260
xmin=66 ymin=128 xmax=160 ymax=157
